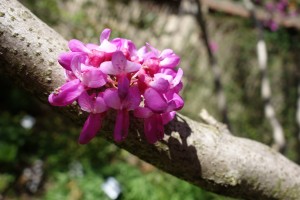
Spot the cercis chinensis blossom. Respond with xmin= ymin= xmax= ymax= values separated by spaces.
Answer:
xmin=49 ymin=29 xmax=184 ymax=144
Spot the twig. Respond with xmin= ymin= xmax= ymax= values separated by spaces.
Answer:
xmin=243 ymin=0 xmax=286 ymax=153
xmin=194 ymin=0 xmax=230 ymax=128
xmin=199 ymin=109 xmax=231 ymax=135
xmin=295 ymin=83 xmax=300 ymax=162
xmin=202 ymin=0 xmax=300 ymax=30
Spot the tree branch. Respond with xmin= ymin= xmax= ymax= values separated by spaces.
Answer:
xmin=195 ymin=0 xmax=230 ymax=128
xmin=243 ymin=0 xmax=286 ymax=153
xmin=1 ymin=0 xmax=300 ymax=199
xmin=201 ymin=0 xmax=300 ymax=30
xmin=295 ymin=83 xmax=300 ymax=162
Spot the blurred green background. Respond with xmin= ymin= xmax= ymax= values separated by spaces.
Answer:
xmin=1 ymin=0 xmax=300 ymax=199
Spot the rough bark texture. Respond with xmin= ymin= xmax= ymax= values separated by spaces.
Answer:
xmin=1 ymin=0 xmax=300 ymax=199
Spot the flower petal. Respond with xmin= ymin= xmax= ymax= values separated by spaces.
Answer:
xmin=65 ymin=70 xmax=77 ymax=81
xmin=172 ymin=68 xmax=183 ymax=87
xmin=78 ymin=91 xmax=93 ymax=112
xmin=98 ymin=40 xmax=117 ymax=53
xmin=100 ymin=52 xmax=140 ymax=75
xmin=143 ymin=58 xmax=160 ymax=73
xmin=134 ymin=107 xmax=153 ymax=118
xmin=118 ymin=75 xmax=130 ymax=100
xmin=111 ymin=38 xmax=137 ymax=55
xmin=144 ymin=114 xmax=164 ymax=143
xmin=172 ymin=82 xmax=183 ymax=94
xmin=81 ymin=68 xmax=107 ymax=88
xmin=103 ymin=88 xmax=121 ymax=109
xmin=161 ymin=111 xmax=176 ymax=125
xmin=122 ymin=39 xmax=137 ymax=56
xmin=149 ymin=77 xmax=169 ymax=92
xmin=93 ymin=93 xmax=108 ymax=113
xmin=125 ymin=60 xmax=141 ymax=73
xmin=86 ymin=43 xmax=99 ymax=50
xmin=166 ymin=93 xmax=184 ymax=112
xmin=111 ymin=51 xmax=126 ymax=73
xmin=121 ymin=86 xmax=142 ymax=110
xmin=100 ymin=28 xmax=111 ymax=43
xmin=171 ymin=93 xmax=184 ymax=110
xmin=69 ymin=39 xmax=90 ymax=53
xmin=48 ymin=79 xmax=84 ymax=106
xmin=144 ymin=88 xmax=168 ymax=113
xmin=88 ymin=50 xmax=105 ymax=67
xmin=78 ymin=113 xmax=103 ymax=144
xmin=160 ymin=49 xmax=173 ymax=58
xmin=160 ymin=53 xmax=180 ymax=68
xmin=58 ymin=52 xmax=84 ymax=71
xmin=154 ymin=73 xmax=173 ymax=83
xmin=146 ymin=43 xmax=160 ymax=57
xmin=114 ymin=109 xmax=129 ymax=142
xmin=70 ymin=56 xmax=82 ymax=79
xmin=99 ymin=61 xmax=117 ymax=75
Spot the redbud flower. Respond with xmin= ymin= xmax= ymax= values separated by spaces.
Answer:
xmin=78 ymin=91 xmax=108 ymax=144
xmin=49 ymin=28 xmax=184 ymax=144
xmin=104 ymin=87 xmax=141 ymax=142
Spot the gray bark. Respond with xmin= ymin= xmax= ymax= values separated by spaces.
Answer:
xmin=1 ymin=0 xmax=300 ymax=199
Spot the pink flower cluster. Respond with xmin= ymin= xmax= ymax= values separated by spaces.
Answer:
xmin=49 ymin=29 xmax=184 ymax=144
xmin=259 ymin=0 xmax=299 ymax=31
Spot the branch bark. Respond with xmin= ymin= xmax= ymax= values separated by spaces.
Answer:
xmin=1 ymin=0 xmax=300 ymax=199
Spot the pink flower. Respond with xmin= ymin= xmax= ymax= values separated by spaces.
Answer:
xmin=48 ymin=79 xmax=85 ymax=106
xmin=134 ymin=87 xmax=184 ymax=143
xmin=49 ymin=56 xmax=108 ymax=107
xmin=100 ymin=51 xmax=141 ymax=99
xmin=104 ymin=86 xmax=141 ymax=142
xmin=276 ymin=1 xmax=288 ymax=13
xmin=69 ymin=56 xmax=108 ymax=88
xmin=138 ymin=44 xmax=180 ymax=73
xmin=265 ymin=2 xmax=275 ymax=12
xmin=134 ymin=107 xmax=176 ymax=143
xmin=49 ymin=28 xmax=184 ymax=144
xmin=111 ymin=38 xmax=137 ymax=59
xmin=78 ymin=91 xmax=108 ymax=144
xmin=100 ymin=51 xmax=141 ymax=76
xmin=143 ymin=88 xmax=184 ymax=113
xmin=59 ymin=29 xmax=117 ymax=70
xmin=264 ymin=19 xmax=279 ymax=31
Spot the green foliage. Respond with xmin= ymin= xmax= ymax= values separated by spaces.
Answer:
xmin=43 ymin=160 xmax=225 ymax=200
xmin=0 ymin=174 xmax=14 ymax=192
xmin=0 ymin=141 xmax=18 ymax=162
xmin=19 ymin=0 xmax=61 ymax=25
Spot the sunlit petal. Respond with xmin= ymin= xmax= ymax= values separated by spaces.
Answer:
xmin=48 ymin=79 xmax=84 ymax=106
xmin=100 ymin=28 xmax=111 ymax=43
xmin=144 ymin=88 xmax=168 ymax=113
